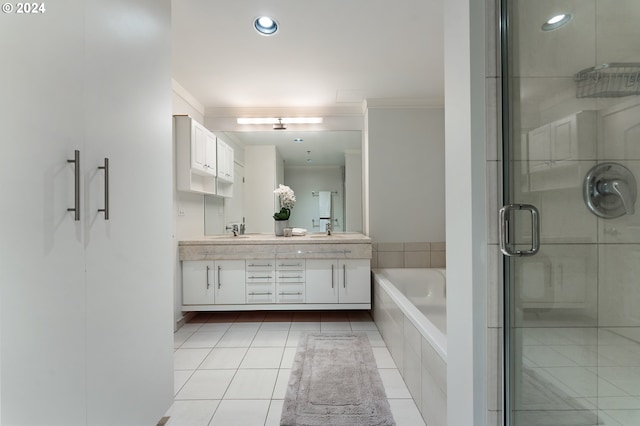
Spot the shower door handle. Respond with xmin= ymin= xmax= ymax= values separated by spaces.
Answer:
xmin=499 ymin=204 xmax=540 ymax=257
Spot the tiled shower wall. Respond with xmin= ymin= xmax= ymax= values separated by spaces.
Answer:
xmin=371 ymin=242 xmax=446 ymax=269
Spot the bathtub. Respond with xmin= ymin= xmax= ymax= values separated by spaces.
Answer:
xmin=372 ymin=268 xmax=447 ymax=426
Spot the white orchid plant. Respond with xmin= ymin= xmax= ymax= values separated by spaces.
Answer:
xmin=273 ymin=184 xmax=296 ymax=221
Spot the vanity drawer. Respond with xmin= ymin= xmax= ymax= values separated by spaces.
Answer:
xmin=246 ymin=261 xmax=275 ymax=271
xmin=246 ymin=283 xmax=275 ymax=303
xmin=276 ymin=283 xmax=305 ymax=303
xmin=276 ymin=270 xmax=305 ymax=283
xmin=276 ymin=260 xmax=305 ymax=271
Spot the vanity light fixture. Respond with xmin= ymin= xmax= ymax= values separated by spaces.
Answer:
xmin=541 ymin=13 xmax=572 ymax=31
xmin=254 ymin=16 xmax=279 ymax=36
xmin=236 ymin=117 xmax=323 ymax=125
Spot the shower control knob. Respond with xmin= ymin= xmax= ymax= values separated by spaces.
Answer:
xmin=584 ymin=162 xmax=637 ymax=219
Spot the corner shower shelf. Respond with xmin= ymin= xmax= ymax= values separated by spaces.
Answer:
xmin=575 ymin=63 xmax=640 ymax=98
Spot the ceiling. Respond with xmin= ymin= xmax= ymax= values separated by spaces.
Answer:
xmin=171 ymin=0 xmax=445 ymax=112
xmin=172 ymin=0 xmax=444 ymax=166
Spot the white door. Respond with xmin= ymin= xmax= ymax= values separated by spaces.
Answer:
xmin=338 ymin=259 xmax=371 ymax=304
xmin=0 ymin=2 xmax=87 ymax=423
xmin=84 ymin=1 xmax=173 ymax=422
xmin=306 ymin=259 xmax=339 ymax=303
xmin=215 ymin=260 xmax=246 ymax=304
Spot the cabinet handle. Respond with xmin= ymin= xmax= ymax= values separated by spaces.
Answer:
xmin=98 ymin=158 xmax=109 ymax=220
xmin=249 ymin=275 xmax=272 ymax=279
xmin=249 ymin=292 xmax=272 ymax=296
xmin=331 ymin=263 xmax=334 ymax=288
xmin=343 ymin=264 xmax=346 ymax=288
xmin=248 ymin=263 xmax=273 ymax=267
xmin=278 ymin=263 xmax=301 ymax=267
xmin=279 ymin=292 xmax=303 ymax=296
xmin=218 ymin=265 xmax=221 ymax=289
xmin=206 ymin=265 xmax=210 ymax=289
xmin=279 ymin=275 xmax=303 ymax=279
xmin=67 ymin=150 xmax=80 ymax=221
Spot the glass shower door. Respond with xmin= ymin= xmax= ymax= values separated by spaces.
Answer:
xmin=503 ymin=1 xmax=640 ymax=425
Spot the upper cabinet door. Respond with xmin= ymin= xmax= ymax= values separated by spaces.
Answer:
xmin=192 ymin=122 xmax=208 ymax=171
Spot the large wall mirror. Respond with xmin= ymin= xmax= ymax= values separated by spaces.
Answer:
xmin=204 ymin=130 xmax=363 ymax=235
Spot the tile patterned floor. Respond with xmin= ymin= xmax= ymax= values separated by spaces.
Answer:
xmin=166 ymin=310 xmax=425 ymax=426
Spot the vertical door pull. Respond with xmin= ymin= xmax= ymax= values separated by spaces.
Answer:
xmin=67 ymin=150 xmax=80 ymax=221
xmin=343 ymin=264 xmax=346 ymax=288
xmin=206 ymin=265 xmax=211 ymax=289
xmin=98 ymin=158 xmax=109 ymax=220
xmin=217 ymin=265 xmax=221 ymax=289
xmin=499 ymin=204 xmax=540 ymax=257
xmin=331 ymin=263 xmax=334 ymax=288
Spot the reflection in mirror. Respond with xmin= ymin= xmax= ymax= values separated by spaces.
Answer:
xmin=204 ymin=131 xmax=362 ymax=235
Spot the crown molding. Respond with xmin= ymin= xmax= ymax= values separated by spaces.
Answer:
xmin=364 ymin=97 xmax=444 ymax=109
xmin=172 ymin=79 xmax=205 ymax=116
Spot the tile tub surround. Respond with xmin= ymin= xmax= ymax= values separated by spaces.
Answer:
xmin=372 ymin=242 xmax=446 ymax=269
xmin=372 ymin=277 xmax=447 ymax=426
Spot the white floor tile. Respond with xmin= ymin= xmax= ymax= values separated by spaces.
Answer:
xmin=200 ymin=347 xmax=248 ymax=370
xmin=224 ymin=369 xmax=279 ymax=399
xmin=174 ymin=370 xmax=194 ymax=396
xmin=173 ymin=328 xmax=196 ymax=348
xmin=373 ymin=347 xmax=398 ymax=368
xmin=175 ymin=370 xmax=235 ymax=400
xmin=197 ymin=322 xmax=233 ymax=333
xmin=216 ymin=329 xmax=258 ymax=348
xmin=364 ymin=330 xmax=386 ymax=347
xmin=350 ymin=321 xmax=379 ymax=331
xmin=379 ymin=368 xmax=412 ymax=398
xmin=388 ymin=398 xmax=426 ymax=426
xmin=180 ymin=331 xmax=225 ymax=349
xmin=280 ymin=347 xmax=297 ymax=368
xmin=251 ymin=330 xmax=289 ymax=347
xmin=174 ymin=348 xmax=211 ymax=370
xmin=165 ymin=400 xmax=219 ymax=426
xmin=240 ymin=347 xmax=284 ymax=369
xmin=285 ymin=330 xmax=307 ymax=347
xmin=228 ymin=322 xmax=261 ymax=331
xmin=209 ymin=399 xmax=270 ymax=426
xmin=259 ymin=321 xmax=292 ymax=331
xmin=272 ymin=369 xmax=291 ymax=399
xmin=264 ymin=399 xmax=284 ymax=426
xmin=289 ymin=321 xmax=321 ymax=331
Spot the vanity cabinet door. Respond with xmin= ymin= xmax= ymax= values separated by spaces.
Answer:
xmin=215 ymin=260 xmax=245 ymax=304
xmin=305 ymin=259 xmax=339 ymax=303
xmin=183 ymin=261 xmax=215 ymax=305
xmin=338 ymin=259 xmax=371 ymax=304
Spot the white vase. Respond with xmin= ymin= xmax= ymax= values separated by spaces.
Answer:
xmin=274 ymin=220 xmax=288 ymax=236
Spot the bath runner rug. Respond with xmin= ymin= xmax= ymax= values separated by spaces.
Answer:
xmin=280 ymin=332 xmax=395 ymax=426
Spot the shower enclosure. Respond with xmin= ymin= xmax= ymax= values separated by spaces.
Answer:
xmin=501 ymin=1 xmax=640 ymax=424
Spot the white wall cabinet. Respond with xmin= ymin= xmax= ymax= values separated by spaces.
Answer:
xmin=175 ymin=115 xmax=218 ymax=194
xmin=217 ymin=137 xmax=234 ymax=183
xmin=1 ymin=1 xmax=173 ymax=424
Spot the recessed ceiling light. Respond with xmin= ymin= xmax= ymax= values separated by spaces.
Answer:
xmin=294 ymin=138 xmax=304 ymax=143
xmin=254 ymin=16 xmax=278 ymax=36
xmin=541 ymin=13 xmax=572 ymax=31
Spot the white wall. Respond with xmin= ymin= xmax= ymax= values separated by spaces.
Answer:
xmin=367 ymin=106 xmax=445 ymax=242
xmin=345 ymin=150 xmax=363 ymax=232
xmin=445 ymin=0 xmax=488 ymax=424
xmin=284 ymin=166 xmax=345 ymax=232
xmin=172 ymin=83 xmax=206 ymax=328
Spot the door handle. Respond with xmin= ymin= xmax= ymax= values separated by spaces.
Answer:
xmin=67 ymin=150 xmax=80 ymax=221
xmin=499 ymin=204 xmax=540 ymax=257
xmin=98 ymin=158 xmax=109 ymax=220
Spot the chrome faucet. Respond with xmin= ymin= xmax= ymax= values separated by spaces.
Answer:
xmin=325 ymin=221 xmax=332 ymax=235
xmin=225 ymin=224 xmax=239 ymax=236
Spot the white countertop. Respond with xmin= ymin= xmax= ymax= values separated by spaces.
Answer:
xmin=179 ymin=232 xmax=371 ymax=246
